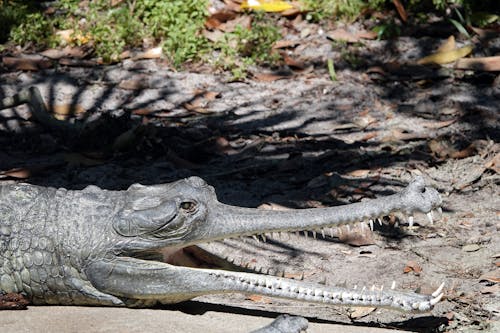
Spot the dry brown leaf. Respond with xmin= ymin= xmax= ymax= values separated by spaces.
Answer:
xmin=349 ymin=306 xmax=376 ymax=319
xmin=247 ymin=295 xmax=273 ymax=304
xmin=481 ymin=285 xmax=500 ymax=294
xmin=455 ymin=56 xmax=500 ymax=71
xmin=392 ymin=0 xmax=408 ymax=22
xmin=2 ymin=56 xmax=53 ymax=71
xmin=205 ymin=9 xmax=238 ymax=29
xmin=422 ymin=119 xmax=456 ymax=129
xmin=360 ymin=132 xmax=378 ymax=142
xmin=0 ymin=168 xmax=32 ymax=179
xmin=253 ymin=72 xmax=289 ymax=82
xmin=403 ymin=261 xmax=422 ymax=274
xmin=283 ymin=54 xmax=305 ymax=69
xmin=132 ymin=46 xmax=163 ymax=60
xmin=327 ymin=29 xmax=377 ymax=43
xmin=484 ymin=152 xmax=499 ymax=174
xmin=131 ymin=108 xmax=155 ymax=116
xmin=42 ymin=45 xmax=87 ymax=59
xmin=347 ymin=169 xmax=370 ymax=178
xmin=219 ymin=15 xmax=252 ymax=32
xmin=51 ymin=104 xmax=86 ymax=120
xmin=479 ymin=270 xmax=500 ymax=283
xmin=273 ymin=39 xmax=301 ymax=49
xmin=203 ymin=91 xmax=221 ymax=100
xmin=258 ymin=202 xmax=292 ymax=211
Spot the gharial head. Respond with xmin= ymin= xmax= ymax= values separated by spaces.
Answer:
xmin=95 ymin=175 xmax=444 ymax=312
xmin=112 ymin=176 xmax=217 ymax=249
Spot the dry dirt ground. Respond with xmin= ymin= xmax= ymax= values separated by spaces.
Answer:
xmin=0 ymin=32 xmax=499 ymax=332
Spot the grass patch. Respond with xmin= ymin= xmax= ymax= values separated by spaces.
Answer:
xmin=215 ymin=13 xmax=282 ymax=80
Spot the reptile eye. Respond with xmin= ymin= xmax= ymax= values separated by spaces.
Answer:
xmin=180 ymin=201 xmax=197 ymax=213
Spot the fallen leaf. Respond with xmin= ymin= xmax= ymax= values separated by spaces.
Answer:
xmin=283 ymin=54 xmax=305 ymax=69
xmin=349 ymin=306 xmax=376 ymax=319
xmin=205 ymin=9 xmax=238 ymax=29
xmin=252 ymin=72 xmax=290 ymax=82
xmin=51 ymin=104 xmax=86 ymax=120
xmin=462 ymin=244 xmax=481 ymax=252
xmin=247 ymin=295 xmax=273 ymax=303
xmin=455 ymin=56 xmax=500 ymax=71
xmin=418 ymin=45 xmax=473 ymax=65
xmin=392 ymin=0 xmax=407 ymax=22
xmin=241 ymin=0 xmax=294 ymax=12
xmin=0 ymin=168 xmax=32 ymax=179
xmin=131 ymin=108 xmax=155 ymax=116
xmin=479 ymin=270 xmax=500 ymax=283
xmin=41 ymin=46 xmax=87 ymax=59
xmin=484 ymin=152 xmax=499 ymax=174
xmin=2 ymin=56 xmax=53 ymax=71
xmin=273 ymin=39 xmax=300 ymax=49
xmin=327 ymin=28 xmax=377 ymax=43
xmin=219 ymin=15 xmax=252 ymax=32
xmin=347 ymin=169 xmax=370 ymax=178
xmin=258 ymin=202 xmax=292 ymax=211
xmin=403 ymin=261 xmax=422 ymax=274
xmin=203 ymin=91 xmax=221 ymax=100
xmin=422 ymin=119 xmax=456 ymax=129
xmin=481 ymin=285 xmax=500 ymax=294
xmin=131 ymin=46 xmax=163 ymax=60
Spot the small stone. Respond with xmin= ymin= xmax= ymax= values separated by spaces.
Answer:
xmin=462 ymin=244 xmax=481 ymax=252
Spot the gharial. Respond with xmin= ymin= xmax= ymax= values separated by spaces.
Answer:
xmin=0 ymin=176 xmax=444 ymax=313
xmin=0 ymin=88 xmax=445 ymax=331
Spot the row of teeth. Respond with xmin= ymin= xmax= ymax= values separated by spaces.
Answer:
xmin=213 ymin=271 xmax=445 ymax=310
xmin=243 ymin=208 xmax=442 ymax=243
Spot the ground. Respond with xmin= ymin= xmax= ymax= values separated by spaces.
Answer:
xmin=0 ymin=24 xmax=498 ymax=332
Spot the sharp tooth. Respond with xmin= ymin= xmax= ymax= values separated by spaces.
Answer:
xmin=377 ymin=218 xmax=382 ymax=225
xmin=427 ymin=211 xmax=434 ymax=224
xmin=300 ymin=272 xmax=304 ymax=280
xmin=353 ymin=285 xmax=357 ymax=290
xmin=432 ymin=282 xmax=445 ymax=297
xmin=408 ymin=215 xmax=414 ymax=227
xmin=252 ymin=235 xmax=259 ymax=242
xmin=391 ymin=281 xmax=396 ymax=290
xmin=371 ymin=285 xmax=375 ymax=291
xmin=261 ymin=234 xmax=267 ymax=242
xmin=312 ymin=230 xmax=317 ymax=239
xmin=329 ymin=228 xmax=335 ymax=237
xmin=430 ymin=292 xmax=444 ymax=306
xmin=303 ymin=230 xmax=308 ymax=238
xmin=321 ymin=228 xmax=326 ymax=238
xmin=369 ymin=219 xmax=374 ymax=231
xmin=295 ymin=231 xmax=300 ymax=238
xmin=346 ymin=225 xmax=350 ymax=233
xmin=437 ymin=207 xmax=443 ymax=215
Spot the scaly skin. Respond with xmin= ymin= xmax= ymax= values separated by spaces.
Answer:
xmin=0 ymin=176 xmax=444 ymax=312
